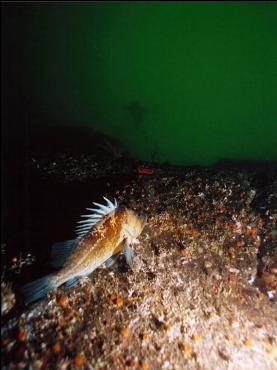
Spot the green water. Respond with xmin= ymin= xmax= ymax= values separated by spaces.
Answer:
xmin=2 ymin=2 xmax=277 ymax=165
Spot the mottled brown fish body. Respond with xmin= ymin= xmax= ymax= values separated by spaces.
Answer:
xmin=52 ymin=208 xmax=143 ymax=287
xmin=22 ymin=199 xmax=146 ymax=304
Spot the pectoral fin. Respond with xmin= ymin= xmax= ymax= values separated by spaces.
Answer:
xmin=64 ymin=278 xmax=78 ymax=288
xmin=105 ymin=253 xmax=120 ymax=268
xmin=124 ymin=242 xmax=134 ymax=268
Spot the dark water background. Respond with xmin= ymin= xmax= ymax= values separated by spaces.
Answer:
xmin=2 ymin=2 xmax=277 ymax=165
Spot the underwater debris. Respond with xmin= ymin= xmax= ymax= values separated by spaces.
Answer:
xmin=10 ymin=253 xmax=36 ymax=275
xmin=138 ymin=167 xmax=155 ymax=175
xmin=29 ymin=152 xmax=136 ymax=183
xmin=1 ymin=281 xmax=15 ymax=316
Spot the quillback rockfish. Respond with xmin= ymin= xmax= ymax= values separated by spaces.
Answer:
xmin=23 ymin=197 xmax=146 ymax=304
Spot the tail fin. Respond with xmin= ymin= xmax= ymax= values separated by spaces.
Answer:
xmin=22 ymin=274 xmax=56 ymax=304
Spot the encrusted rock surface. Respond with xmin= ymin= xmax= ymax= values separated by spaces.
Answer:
xmin=2 ymin=158 xmax=277 ymax=370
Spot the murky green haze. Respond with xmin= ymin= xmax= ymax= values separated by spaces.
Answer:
xmin=2 ymin=2 xmax=277 ymax=165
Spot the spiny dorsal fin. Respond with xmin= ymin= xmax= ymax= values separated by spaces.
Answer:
xmin=75 ymin=197 xmax=118 ymax=238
